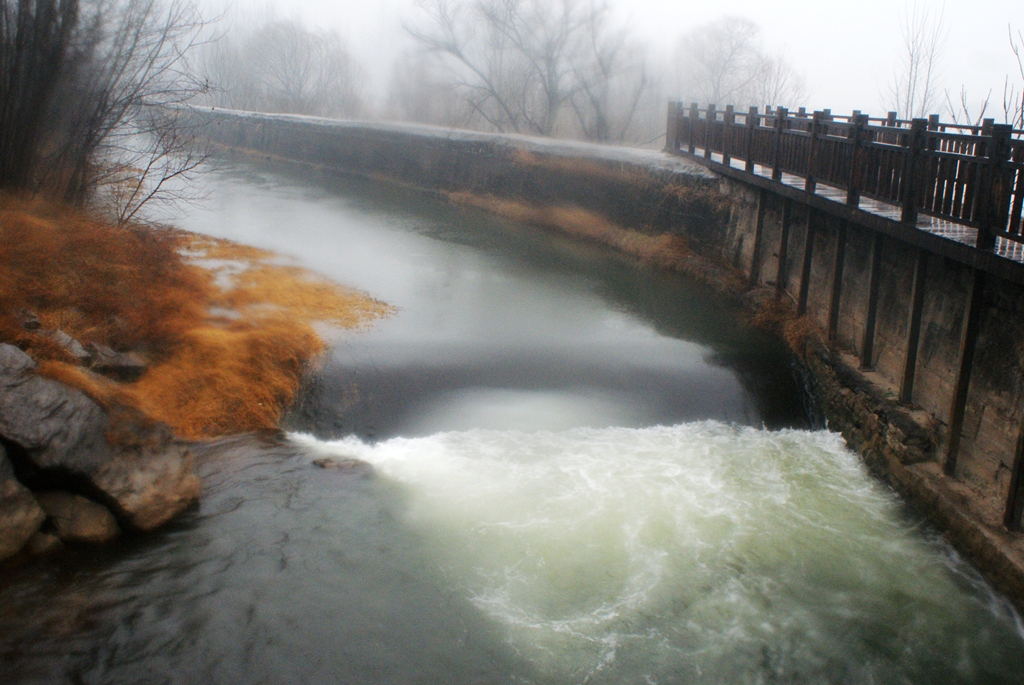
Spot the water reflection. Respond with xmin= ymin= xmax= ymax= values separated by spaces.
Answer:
xmin=176 ymin=159 xmax=808 ymax=439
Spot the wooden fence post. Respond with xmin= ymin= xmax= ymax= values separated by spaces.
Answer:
xmin=976 ymin=124 xmax=1013 ymax=251
xmin=745 ymin=106 xmax=758 ymax=172
xmin=900 ymin=119 xmax=928 ymax=225
xmin=723 ymin=105 xmax=735 ymax=166
xmin=704 ymin=104 xmax=717 ymax=160
xmin=665 ymin=101 xmax=680 ymax=152
xmin=688 ymin=102 xmax=699 ymax=155
xmin=805 ymin=111 xmax=824 ymax=193
xmin=771 ymin=107 xmax=789 ymax=181
xmin=847 ymin=113 xmax=869 ymax=207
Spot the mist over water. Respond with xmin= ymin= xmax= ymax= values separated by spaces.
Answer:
xmin=2 ymin=161 xmax=1024 ymax=683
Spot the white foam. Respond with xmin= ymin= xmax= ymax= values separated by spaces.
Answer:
xmin=290 ymin=423 xmax=1024 ymax=682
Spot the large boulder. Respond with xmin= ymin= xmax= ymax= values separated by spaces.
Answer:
xmin=0 ymin=444 xmax=45 ymax=560
xmin=35 ymin=491 xmax=120 ymax=544
xmin=0 ymin=344 xmax=200 ymax=531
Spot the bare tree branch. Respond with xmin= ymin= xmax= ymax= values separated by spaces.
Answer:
xmin=884 ymin=1 xmax=946 ymax=119
xmin=674 ymin=16 xmax=806 ymax=110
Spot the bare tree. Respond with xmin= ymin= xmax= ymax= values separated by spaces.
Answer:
xmin=945 ymin=85 xmax=991 ymax=127
xmin=568 ymin=3 xmax=652 ymax=142
xmin=749 ymin=51 xmax=807 ymax=112
xmin=54 ymin=0 xmax=210 ymax=219
xmin=945 ymin=25 xmax=1024 ymax=129
xmin=1006 ymin=25 xmax=1024 ymax=129
xmin=884 ymin=1 xmax=946 ymax=119
xmin=200 ymin=13 xmax=364 ymax=119
xmin=384 ymin=49 xmax=476 ymax=127
xmin=402 ymin=0 xmax=659 ymax=143
xmin=0 ymin=0 xmax=211 ymax=221
xmin=673 ymin=16 xmax=806 ymax=110
xmin=0 ymin=0 xmax=79 ymax=191
xmin=406 ymin=0 xmax=581 ymax=136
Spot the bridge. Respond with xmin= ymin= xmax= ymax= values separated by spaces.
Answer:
xmin=666 ymin=103 xmax=1024 ymax=529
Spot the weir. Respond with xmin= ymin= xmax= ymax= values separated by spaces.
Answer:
xmin=188 ymin=105 xmax=1024 ymax=608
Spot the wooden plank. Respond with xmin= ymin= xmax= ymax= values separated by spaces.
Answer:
xmin=899 ymin=248 xmax=929 ymax=403
xmin=944 ymin=269 xmax=987 ymax=476
xmin=860 ymin=232 xmax=884 ymax=370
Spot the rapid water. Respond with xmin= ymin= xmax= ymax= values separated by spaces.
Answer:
xmin=1 ymin=160 xmax=1022 ymax=683
xmin=296 ymin=424 xmax=1024 ymax=684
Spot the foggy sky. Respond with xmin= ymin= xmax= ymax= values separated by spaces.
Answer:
xmin=213 ymin=0 xmax=1023 ymax=121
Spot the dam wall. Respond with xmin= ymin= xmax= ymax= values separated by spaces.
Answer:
xmin=189 ymin=107 xmax=1024 ymax=605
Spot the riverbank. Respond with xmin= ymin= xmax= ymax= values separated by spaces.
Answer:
xmin=0 ymin=195 xmax=393 ymax=559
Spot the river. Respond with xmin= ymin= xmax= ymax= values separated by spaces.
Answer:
xmin=1 ymin=160 xmax=1023 ymax=684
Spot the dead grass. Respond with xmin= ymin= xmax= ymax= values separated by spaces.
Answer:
xmin=180 ymin=233 xmax=395 ymax=330
xmin=747 ymin=293 xmax=826 ymax=358
xmin=510 ymin=149 xmax=643 ymax=186
xmin=0 ymin=195 xmax=211 ymax=358
xmin=446 ymin=191 xmax=747 ymax=292
xmin=0 ymin=194 xmax=394 ymax=440
xmin=448 ymin=192 xmax=689 ymax=266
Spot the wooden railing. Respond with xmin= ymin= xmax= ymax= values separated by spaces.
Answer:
xmin=667 ymin=103 xmax=1024 ymax=252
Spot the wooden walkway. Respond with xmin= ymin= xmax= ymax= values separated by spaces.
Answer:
xmin=667 ymin=104 xmax=1024 ymax=270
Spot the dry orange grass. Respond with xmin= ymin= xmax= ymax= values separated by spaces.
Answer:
xmin=447 ymin=192 xmax=690 ymax=268
xmin=0 ymin=195 xmax=394 ymax=440
xmin=446 ymin=191 xmax=747 ymax=293
xmin=0 ymin=195 xmax=211 ymax=358
xmin=510 ymin=149 xmax=640 ymax=185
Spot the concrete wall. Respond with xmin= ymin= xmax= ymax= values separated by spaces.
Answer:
xmin=191 ymin=108 xmax=1024 ymax=597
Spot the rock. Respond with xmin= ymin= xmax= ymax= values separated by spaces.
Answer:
xmin=0 ymin=444 xmax=46 ymax=560
xmin=35 ymin=491 xmax=120 ymax=544
xmin=42 ymin=329 xmax=90 ymax=362
xmin=0 ymin=344 xmax=200 ymax=531
xmin=92 ymin=443 xmax=201 ymax=531
xmin=313 ymin=457 xmax=374 ymax=477
xmin=26 ymin=531 xmax=62 ymax=555
xmin=19 ymin=309 xmax=40 ymax=331
xmin=85 ymin=343 xmax=147 ymax=381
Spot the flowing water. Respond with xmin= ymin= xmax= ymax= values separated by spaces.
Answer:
xmin=2 ymin=161 xmax=1023 ymax=684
